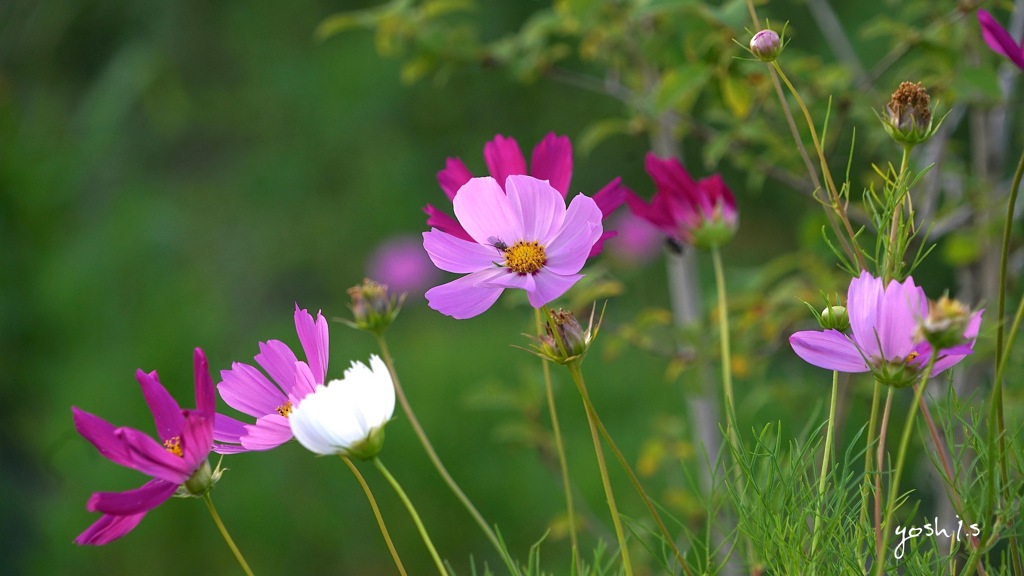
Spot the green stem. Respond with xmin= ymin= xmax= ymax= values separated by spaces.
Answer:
xmin=858 ymin=380 xmax=882 ymax=572
xmin=533 ymin=308 xmax=580 ymax=571
xmin=875 ymin=387 xmax=895 ymax=563
xmin=711 ymin=247 xmax=740 ymax=460
xmin=875 ymin=351 xmax=939 ymax=576
xmin=373 ymin=457 xmax=448 ymax=576
xmin=203 ymin=493 xmax=255 ymax=576
xmin=374 ymin=335 xmax=516 ymax=574
xmin=884 ymin=147 xmax=912 ymax=281
xmin=991 ymin=142 xmax=1024 ymax=574
xmin=566 ymin=363 xmax=634 ymax=576
xmin=567 ymin=360 xmax=693 ymax=575
xmin=341 ymin=456 xmax=407 ymax=576
xmin=771 ymin=61 xmax=865 ymax=271
xmin=810 ymin=371 xmax=840 ymax=573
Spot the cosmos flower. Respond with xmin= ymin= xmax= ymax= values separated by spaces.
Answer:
xmin=290 ymin=355 xmax=395 ymax=460
xmin=423 ymin=174 xmax=602 ymax=319
xmin=626 ymin=153 xmax=738 ymax=249
xmin=978 ymin=9 xmax=1024 ymax=69
xmin=425 ymin=132 xmax=627 ymax=256
xmin=789 ymin=272 xmax=982 ymax=388
xmin=73 ymin=349 xmax=216 ymax=545
xmin=213 ymin=306 xmax=327 ymax=453
xmin=366 ymin=235 xmax=440 ymax=298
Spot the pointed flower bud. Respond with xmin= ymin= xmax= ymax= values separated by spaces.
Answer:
xmin=880 ymin=81 xmax=943 ymax=147
xmin=529 ymin=306 xmax=602 ymax=365
xmin=750 ymin=29 xmax=782 ymax=62
xmin=917 ymin=295 xmax=976 ymax=350
xmin=346 ymin=278 xmax=405 ymax=335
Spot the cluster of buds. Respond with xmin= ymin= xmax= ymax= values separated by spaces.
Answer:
xmin=345 ymin=278 xmax=405 ymax=335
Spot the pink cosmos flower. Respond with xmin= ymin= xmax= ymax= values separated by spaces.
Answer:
xmin=978 ymin=9 xmax=1024 ymax=69
xmin=213 ymin=306 xmax=327 ymax=453
xmin=423 ymin=174 xmax=603 ymax=319
xmin=425 ymin=133 xmax=627 ymax=256
xmin=626 ymin=153 xmax=738 ymax=249
xmin=73 ymin=349 xmax=216 ymax=545
xmin=789 ymin=272 xmax=982 ymax=387
xmin=366 ymin=234 xmax=440 ymax=298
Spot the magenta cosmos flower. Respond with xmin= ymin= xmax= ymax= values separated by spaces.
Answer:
xmin=789 ymin=272 xmax=982 ymax=388
xmin=425 ymin=132 xmax=627 ymax=256
xmin=978 ymin=9 xmax=1024 ymax=69
xmin=72 ymin=349 xmax=216 ymax=545
xmin=627 ymin=153 xmax=738 ymax=249
xmin=423 ymin=174 xmax=603 ymax=319
xmin=213 ymin=306 xmax=327 ymax=453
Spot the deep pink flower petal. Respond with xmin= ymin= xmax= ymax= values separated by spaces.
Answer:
xmin=74 ymin=512 xmax=148 ymax=546
xmin=505 ymin=175 xmax=566 ymax=243
xmin=529 ymin=133 xmax=572 ymax=196
xmin=645 ymin=153 xmax=699 ymax=203
xmin=484 ymin=134 xmax=527 ymax=189
xmin=179 ymin=410 xmax=213 ymax=467
xmin=87 ymin=478 xmax=177 ymax=516
xmin=424 ymin=204 xmax=473 ymax=241
xmin=239 ymin=413 xmax=293 ymax=451
xmin=135 ymin=369 xmax=184 ymax=443
xmin=117 ymin=427 xmax=192 ymax=483
xmin=592 ymin=177 xmax=629 ymax=218
xmin=544 ymin=194 xmax=603 ymax=274
xmin=193 ymin=349 xmax=216 ymax=418
xmin=626 ymin=189 xmax=677 ymax=234
xmin=847 ymin=272 xmax=884 ymax=358
xmin=453 ymin=177 xmax=523 ymax=246
xmin=978 ymin=9 xmax=1024 ymax=69
xmin=72 ymin=408 xmax=134 ymax=468
xmin=423 ymin=228 xmax=501 ymax=273
xmin=789 ymin=330 xmax=869 ymax=372
xmin=425 ymin=268 xmax=507 ymax=319
xmin=294 ymin=307 xmax=328 ymax=386
xmin=877 ymin=277 xmax=925 ymax=361
xmin=256 ymin=340 xmax=301 ymax=394
xmin=218 ymin=362 xmax=287 ymax=418
xmin=437 ymin=157 xmax=473 ymax=200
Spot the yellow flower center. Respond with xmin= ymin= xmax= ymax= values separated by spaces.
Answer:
xmin=276 ymin=401 xmax=293 ymax=418
xmin=503 ymin=240 xmax=547 ymax=275
xmin=163 ymin=436 xmax=183 ymax=458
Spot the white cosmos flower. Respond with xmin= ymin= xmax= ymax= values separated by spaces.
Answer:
xmin=289 ymin=355 xmax=395 ymax=459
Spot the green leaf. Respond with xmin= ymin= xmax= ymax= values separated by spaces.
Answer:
xmin=720 ymin=73 xmax=752 ymax=119
xmin=578 ymin=118 xmax=631 ymax=156
xmin=655 ymin=63 xmax=712 ymax=114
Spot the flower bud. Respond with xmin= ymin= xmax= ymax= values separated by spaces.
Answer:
xmin=750 ymin=30 xmax=781 ymax=62
xmin=346 ymin=278 xmax=404 ymax=335
xmin=881 ymin=81 xmax=941 ymax=147
xmin=530 ymin=307 xmax=601 ymax=365
xmin=819 ymin=305 xmax=850 ymax=332
xmin=918 ymin=295 xmax=973 ymax=350
xmin=182 ymin=459 xmax=216 ymax=497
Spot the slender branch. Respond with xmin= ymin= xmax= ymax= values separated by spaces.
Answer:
xmin=203 ymin=493 xmax=255 ymax=576
xmin=341 ymin=456 xmax=407 ymax=576
xmin=373 ymin=457 xmax=448 ymax=576
xmin=810 ymin=371 xmax=840 ymax=574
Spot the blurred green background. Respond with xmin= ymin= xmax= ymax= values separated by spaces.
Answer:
xmin=4 ymin=0 xmax=1021 ymax=574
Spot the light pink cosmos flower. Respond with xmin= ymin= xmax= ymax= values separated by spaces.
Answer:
xmin=789 ymin=272 xmax=982 ymax=387
xmin=366 ymin=234 xmax=440 ymax=298
xmin=626 ymin=153 xmax=738 ymax=249
xmin=978 ymin=9 xmax=1024 ymax=69
xmin=423 ymin=174 xmax=603 ymax=319
xmin=73 ymin=349 xmax=216 ymax=545
xmin=425 ymin=132 xmax=627 ymax=256
xmin=213 ymin=306 xmax=327 ymax=453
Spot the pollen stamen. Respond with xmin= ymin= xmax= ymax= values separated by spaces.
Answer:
xmin=163 ymin=436 xmax=184 ymax=458
xmin=276 ymin=401 xmax=293 ymax=418
xmin=503 ymin=240 xmax=547 ymax=275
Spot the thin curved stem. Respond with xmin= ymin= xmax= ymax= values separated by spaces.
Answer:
xmin=810 ymin=371 xmax=840 ymax=574
xmin=858 ymin=380 xmax=882 ymax=572
xmin=711 ymin=247 xmax=740 ymax=461
xmin=203 ymin=493 xmax=255 ymax=576
xmin=566 ymin=363 xmax=633 ymax=576
xmin=533 ymin=308 xmax=580 ymax=571
xmin=373 ymin=457 xmax=448 ymax=576
xmin=875 ymin=387 xmax=895 ymax=562
xmin=875 ymin=351 xmax=939 ymax=576
xmin=374 ymin=335 xmax=516 ymax=574
xmin=341 ymin=456 xmax=407 ymax=576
